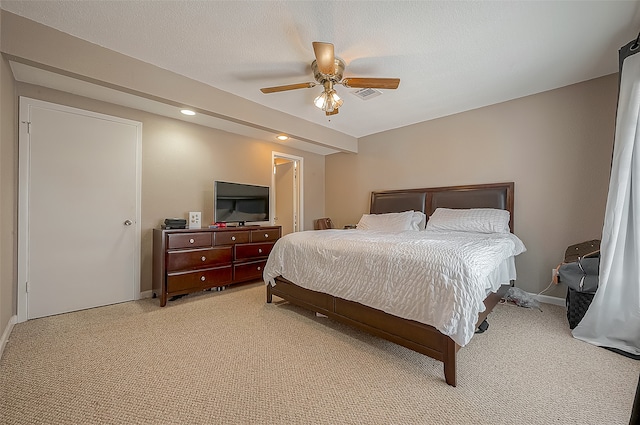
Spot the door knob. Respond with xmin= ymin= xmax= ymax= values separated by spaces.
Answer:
xmin=124 ymin=220 xmax=133 ymax=226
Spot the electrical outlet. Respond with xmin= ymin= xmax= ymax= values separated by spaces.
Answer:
xmin=188 ymin=211 xmax=201 ymax=229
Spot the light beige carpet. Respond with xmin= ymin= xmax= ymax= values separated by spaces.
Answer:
xmin=0 ymin=282 xmax=638 ymax=425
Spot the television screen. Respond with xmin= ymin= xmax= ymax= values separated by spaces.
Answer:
xmin=214 ymin=181 xmax=270 ymax=224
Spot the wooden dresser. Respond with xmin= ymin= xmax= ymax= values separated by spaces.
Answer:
xmin=152 ymin=226 xmax=281 ymax=306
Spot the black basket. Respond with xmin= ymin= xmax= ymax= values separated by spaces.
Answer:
xmin=566 ymin=288 xmax=595 ymax=329
xmin=563 ymin=239 xmax=600 ymax=263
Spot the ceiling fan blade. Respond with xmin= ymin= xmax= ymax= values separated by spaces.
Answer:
xmin=260 ymin=82 xmax=316 ymax=94
xmin=341 ymin=78 xmax=400 ymax=89
xmin=312 ymin=42 xmax=335 ymax=75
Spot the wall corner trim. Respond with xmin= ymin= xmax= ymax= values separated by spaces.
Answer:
xmin=0 ymin=315 xmax=18 ymax=360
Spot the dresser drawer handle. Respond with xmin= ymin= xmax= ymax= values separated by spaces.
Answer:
xmin=258 ymin=248 xmax=263 ymax=254
xmin=231 ymin=236 xmax=236 ymax=241
xmin=201 ymin=256 xmax=206 ymax=262
xmin=200 ymin=276 xmax=206 ymax=282
xmin=257 ymin=266 xmax=262 ymax=271
xmin=189 ymin=238 xmax=195 ymax=244
xmin=264 ymin=233 xmax=269 ymax=238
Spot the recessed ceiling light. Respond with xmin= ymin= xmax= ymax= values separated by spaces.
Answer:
xmin=180 ymin=109 xmax=196 ymax=116
xmin=276 ymin=135 xmax=289 ymax=141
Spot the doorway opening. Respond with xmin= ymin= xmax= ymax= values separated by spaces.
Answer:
xmin=271 ymin=152 xmax=303 ymax=236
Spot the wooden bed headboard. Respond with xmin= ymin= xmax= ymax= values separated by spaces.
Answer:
xmin=370 ymin=182 xmax=515 ymax=232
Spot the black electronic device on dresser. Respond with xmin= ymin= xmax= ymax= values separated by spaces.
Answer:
xmin=152 ymin=226 xmax=281 ymax=306
xmin=162 ymin=218 xmax=187 ymax=229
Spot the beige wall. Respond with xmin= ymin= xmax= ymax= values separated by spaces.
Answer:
xmin=326 ymin=74 xmax=618 ymax=296
xmin=1 ymin=49 xmax=17 ymax=336
xmin=15 ymin=83 xmax=325 ymax=294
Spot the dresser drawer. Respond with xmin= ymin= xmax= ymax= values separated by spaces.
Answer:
xmin=214 ymin=231 xmax=250 ymax=246
xmin=251 ymin=228 xmax=280 ymax=242
xmin=153 ymin=226 xmax=281 ymax=307
xmin=167 ymin=232 xmax=212 ymax=249
xmin=166 ymin=247 xmax=232 ymax=272
xmin=234 ymin=260 xmax=267 ymax=282
xmin=235 ymin=242 xmax=274 ymax=261
xmin=167 ymin=266 xmax=232 ymax=293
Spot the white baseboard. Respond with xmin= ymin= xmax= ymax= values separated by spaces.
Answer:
xmin=532 ymin=293 xmax=565 ymax=307
xmin=0 ymin=315 xmax=17 ymax=360
xmin=139 ymin=290 xmax=153 ymax=299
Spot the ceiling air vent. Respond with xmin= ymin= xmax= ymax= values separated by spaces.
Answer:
xmin=351 ymin=88 xmax=382 ymax=100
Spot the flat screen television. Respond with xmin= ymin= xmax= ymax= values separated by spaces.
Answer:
xmin=214 ymin=181 xmax=270 ymax=224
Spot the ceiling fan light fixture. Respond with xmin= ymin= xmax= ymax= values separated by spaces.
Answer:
xmin=326 ymin=108 xmax=339 ymax=116
xmin=314 ymin=88 xmax=343 ymax=112
xmin=314 ymin=91 xmax=328 ymax=109
xmin=330 ymin=90 xmax=343 ymax=107
xmin=325 ymin=89 xmax=343 ymax=112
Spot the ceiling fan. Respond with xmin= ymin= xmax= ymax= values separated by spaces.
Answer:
xmin=260 ymin=42 xmax=400 ymax=116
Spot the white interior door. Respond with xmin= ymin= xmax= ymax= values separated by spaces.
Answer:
xmin=272 ymin=152 xmax=303 ymax=233
xmin=18 ymin=97 xmax=141 ymax=320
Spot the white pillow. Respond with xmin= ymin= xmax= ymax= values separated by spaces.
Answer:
xmin=426 ymin=208 xmax=510 ymax=234
xmin=356 ymin=210 xmax=415 ymax=231
xmin=411 ymin=211 xmax=427 ymax=230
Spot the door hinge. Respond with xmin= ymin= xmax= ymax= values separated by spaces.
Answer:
xmin=26 ymin=281 xmax=30 ymax=293
xmin=21 ymin=121 xmax=31 ymax=134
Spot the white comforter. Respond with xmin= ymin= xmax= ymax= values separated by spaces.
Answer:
xmin=263 ymin=229 xmax=526 ymax=347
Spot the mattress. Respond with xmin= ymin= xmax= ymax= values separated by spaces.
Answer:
xmin=263 ymin=229 xmax=526 ymax=346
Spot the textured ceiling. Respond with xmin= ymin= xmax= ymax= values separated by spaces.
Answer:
xmin=2 ymin=1 xmax=640 ymax=138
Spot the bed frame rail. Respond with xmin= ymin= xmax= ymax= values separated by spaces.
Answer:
xmin=268 ymin=276 xmax=510 ymax=386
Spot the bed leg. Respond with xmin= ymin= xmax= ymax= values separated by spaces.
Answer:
xmin=475 ymin=319 xmax=489 ymax=333
xmin=444 ymin=361 xmax=456 ymax=387
xmin=266 ymin=285 xmax=273 ymax=303
xmin=444 ymin=338 xmax=457 ymax=387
